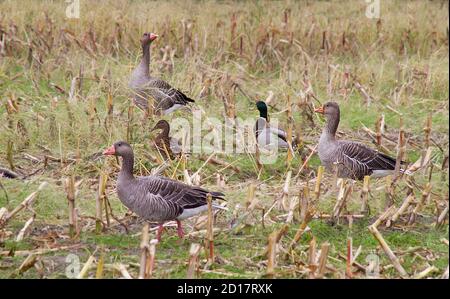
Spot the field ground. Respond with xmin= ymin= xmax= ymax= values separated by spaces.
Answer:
xmin=0 ymin=0 xmax=448 ymax=278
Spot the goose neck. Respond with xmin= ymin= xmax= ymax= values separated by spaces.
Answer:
xmin=140 ymin=43 xmax=151 ymax=75
xmin=120 ymin=153 xmax=135 ymax=180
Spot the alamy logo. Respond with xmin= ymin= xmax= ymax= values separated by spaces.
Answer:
xmin=65 ymin=0 xmax=80 ymax=19
xmin=165 ymin=112 xmax=290 ymax=165
xmin=365 ymin=0 xmax=380 ymax=19
xmin=365 ymin=253 xmax=380 ymax=278
xmin=65 ymin=253 xmax=80 ymax=278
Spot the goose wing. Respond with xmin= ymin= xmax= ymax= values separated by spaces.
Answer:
xmin=337 ymin=141 xmax=397 ymax=178
xmin=138 ymin=175 xmax=224 ymax=210
xmin=148 ymin=79 xmax=195 ymax=106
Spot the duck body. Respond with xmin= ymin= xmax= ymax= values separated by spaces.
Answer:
xmin=152 ymin=120 xmax=183 ymax=160
xmin=255 ymin=117 xmax=289 ymax=149
xmin=254 ymin=101 xmax=294 ymax=151
xmin=315 ymin=102 xmax=406 ymax=181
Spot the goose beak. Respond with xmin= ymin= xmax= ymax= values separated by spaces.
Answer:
xmin=314 ymin=106 xmax=324 ymax=114
xmin=149 ymin=33 xmax=158 ymax=41
xmin=103 ymin=145 xmax=116 ymax=155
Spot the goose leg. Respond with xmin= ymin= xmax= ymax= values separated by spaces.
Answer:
xmin=176 ymin=220 xmax=184 ymax=238
xmin=156 ymin=224 xmax=164 ymax=241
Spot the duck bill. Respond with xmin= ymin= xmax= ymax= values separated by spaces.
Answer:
xmin=314 ymin=106 xmax=324 ymax=114
xmin=149 ymin=33 xmax=158 ymax=41
xmin=103 ymin=145 xmax=116 ymax=155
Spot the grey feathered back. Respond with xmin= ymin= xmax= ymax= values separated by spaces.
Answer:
xmin=113 ymin=142 xmax=224 ymax=223
xmin=118 ymin=175 xmax=224 ymax=222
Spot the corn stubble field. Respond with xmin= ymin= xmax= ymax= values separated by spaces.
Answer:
xmin=0 ymin=0 xmax=448 ymax=279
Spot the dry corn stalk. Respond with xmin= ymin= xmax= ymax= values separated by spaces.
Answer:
xmin=186 ymin=243 xmax=202 ymax=278
xmin=435 ymin=201 xmax=449 ymax=228
xmin=266 ymin=230 xmax=278 ymax=278
xmin=390 ymin=193 xmax=415 ymax=223
xmin=299 ymin=184 xmax=310 ymax=222
xmin=394 ymin=118 xmax=405 ymax=179
xmin=375 ymin=114 xmax=385 ymax=146
xmin=368 ymin=225 xmax=408 ymax=278
xmin=95 ymin=250 xmax=105 ymax=279
xmin=413 ymin=265 xmax=438 ymax=279
xmin=316 ymin=242 xmax=330 ymax=279
xmin=384 ymin=175 xmax=394 ymax=209
xmin=408 ymin=183 xmax=432 ymax=225
xmin=313 ymin=166 xmax=324 ymax=202
xmin=96 ymin=172 xmax=108 ymax=234
xmin=354 ymin=80 xmax=373 ymax=107
xmin=286 ymin=196 xmax=299 ymax=223
xmin=16 ymin=214 xmax=35 ymax=242
xmin=206 ymin=193 xmax=214 ymax=264
xmin=77 ymin=254 xmax=96 ymax=279
xmin=286 ymin=95 xmax=294 ymax=163
xmin=0 ymin=208 xmax=8 ymax=224
xmin=441 ymin=266 xmax=449 ymax=279
xmin=331 ymin=180 xmax=352 ymax=223
xmin=369 ymin=206 xmax=408 ymax=278
xmin=138 ymin=223 xmax=150 ymax=279
xmin=0 ymin=182 xmax=47 ymax=229
xmin=346 ymin=237 xmax=353 ymax=278
xmin=65 ymin=175 xmax=77 ymax=238
xmin=145 ymin=239 xmax=158 ymax=278
xmin=18 ymin=254 xmax=38 ymax=275
xmin=278 ymin=170 xmax=291 ymax=211
xmin=126 ymin=104 xmax=134 ymax=142
xmin=373 ymin=205 xmax=397 ymax=228
xmin=308 ymin=237 xmax=317 ymax=278
xmin=245 ymin=183 xmax=257 ymax=210
xmin=360 ymin=176 xmax=370 ymax=214
xmin=408 ymin=147 xmax=433 ymax=173
xmin=423 ymin=113 xmax=432 ymax=149
xmin=285 ymin=207 xmax=314 ymax=259
xmin=262 ymin=224 xmax=289 ymax=257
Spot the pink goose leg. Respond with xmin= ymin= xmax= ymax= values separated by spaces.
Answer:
xmin=156 ymin=224 xmax=164 ymax=241
xmin=176 ymin=220 xmax=184 ymax=238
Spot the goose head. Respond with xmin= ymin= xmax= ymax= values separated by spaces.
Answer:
xmin=314 ymin=101 xmax=340 ymax=120
xmin=103 ymin=141 xmax=133 ymax=157
xmin=140 ymin=32 xmax=158 ymax=46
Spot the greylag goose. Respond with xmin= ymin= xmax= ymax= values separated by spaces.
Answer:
xmin=129 ymin=32 xmax=195 ymax=115
xmin=315 ymin=101 xmax=407 ymax=180
xmin=151 ymin=120 xmax=182 ymax=160
xmin=103 ymin=141 xmax=225 ymax=241
xmin=255 ymin=101 xmax=294 ymax=150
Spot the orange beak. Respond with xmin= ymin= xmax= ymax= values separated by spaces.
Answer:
xmin=149 ymin=33 xmax=158 ymax=41
xmin=103 ymin=145 xmax=115 ymax=155
xmin=314 ymin=106 xmax=324 ymax=114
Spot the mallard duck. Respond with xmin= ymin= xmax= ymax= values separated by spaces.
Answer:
xmin=254 ymin=101 xmax=294 ymax=150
